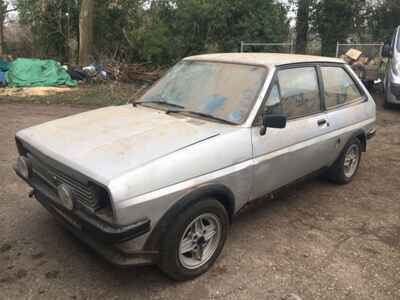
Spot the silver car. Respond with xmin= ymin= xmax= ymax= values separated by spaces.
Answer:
xmin=382 ymin=25 xmax=400 ymax=108
xmin=14 ymin=53 xmax=376 ymax=280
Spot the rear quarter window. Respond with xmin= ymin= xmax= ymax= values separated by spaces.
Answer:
xmin=321 ymin=67 xmax=363 ymax=109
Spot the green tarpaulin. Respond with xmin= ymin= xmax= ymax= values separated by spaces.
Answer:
xmin=5 ymin=58 xmax=77 ymax=87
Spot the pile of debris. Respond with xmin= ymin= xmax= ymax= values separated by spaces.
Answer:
xmin=0 ymin=53 xmax=166 ymax=89
xmin=340 ymin=48 xmax=382 ymax=86
xmin=340 ymin=48 xmax=382 ymax=67
xmin=67 ymin=63 xmax=165 ymax=83
xmin=105 ymin=63 xmax=164 ymax=82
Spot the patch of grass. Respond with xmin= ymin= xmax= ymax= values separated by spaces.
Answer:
xmin=0 ymin=82 xmax=150 ymax=106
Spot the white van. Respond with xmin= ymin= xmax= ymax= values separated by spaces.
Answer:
xmin=382 ymin=25 xmax=400 ymax=108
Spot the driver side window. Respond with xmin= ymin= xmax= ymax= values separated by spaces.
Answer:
xmin=263 ymin=67 xmax=321 ymax=119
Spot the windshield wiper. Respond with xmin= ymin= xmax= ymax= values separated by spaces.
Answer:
xmin=134 ymin=100 xmax=185 ymax=109
xmin=166 ymin=109 xmax=237 ymax=125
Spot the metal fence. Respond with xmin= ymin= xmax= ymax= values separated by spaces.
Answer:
xmin=240 ymin=41 xmax=294 ymax=54
xmin=240 ymin=41 xmax=385 ymax=60
xmin=335 ymin=42 xmax=384 ymax=58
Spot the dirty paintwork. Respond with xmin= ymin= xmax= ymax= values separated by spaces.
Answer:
xmin=14 ymin=54 xmax=376 ymax=268
xmin=16 ymin=105 xmax=230 ymax=184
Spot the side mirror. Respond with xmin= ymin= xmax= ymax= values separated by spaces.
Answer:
xmin=382 ymin=43 xmax=393 ymax=58
xmin=260 ymin=113 xmax=287 ymax=135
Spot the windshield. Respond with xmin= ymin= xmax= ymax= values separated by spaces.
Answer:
xmin=140 ymin=61 xmax=268 ymax=124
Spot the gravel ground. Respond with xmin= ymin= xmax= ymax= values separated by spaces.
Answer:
xmin=0 ymin=96 xmax=399 ymax=300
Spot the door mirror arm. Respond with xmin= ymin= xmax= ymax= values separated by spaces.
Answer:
xmin=260 ymin=126 xmax=267 ymax=136
xmin=260 ymin=113 xmax=288 ymax=135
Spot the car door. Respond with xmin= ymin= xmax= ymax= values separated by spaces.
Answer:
xmin=251 ymin=65 xmax=334 ymax=199
xmin=319 ymin=64 xmax=371 ymax=165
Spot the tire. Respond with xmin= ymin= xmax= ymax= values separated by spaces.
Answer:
xmin=158 ymin=199 xmax=229 ymax=281
xmin=326 ymin=137 xmax=362 ymax=184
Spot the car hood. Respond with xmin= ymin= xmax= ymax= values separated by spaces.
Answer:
xmin=17 ymin=105 xmax=231 ymax=184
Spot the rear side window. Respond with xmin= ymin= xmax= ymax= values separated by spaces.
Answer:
xmin=265 ymin=67 xmax=321 ymax=119
xmin=321 ymin=67 xmax=363 ymax=109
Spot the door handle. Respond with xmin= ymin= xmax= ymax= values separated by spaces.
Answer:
xmin=317 ymin=119 xmax=330 ymax=127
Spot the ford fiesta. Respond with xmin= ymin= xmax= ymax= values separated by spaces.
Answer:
xmin=14 ymin=53 xmax=376 ymax=280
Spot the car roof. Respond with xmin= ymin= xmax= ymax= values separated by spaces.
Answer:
xmin=184 ymin=53 xmax=344 ymax=67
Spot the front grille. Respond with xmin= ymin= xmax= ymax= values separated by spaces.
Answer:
xmin=27 ymin=153 xmax=102 ymax=210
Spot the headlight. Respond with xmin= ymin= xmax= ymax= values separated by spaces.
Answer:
xmin=57 ymin=184 xmax=74 ymax=210
xmin=16 ymin=156 xmax=31 ymax=179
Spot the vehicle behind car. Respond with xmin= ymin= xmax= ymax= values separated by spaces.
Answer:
xmin=382 ymin=25 xmax=400 ymax=108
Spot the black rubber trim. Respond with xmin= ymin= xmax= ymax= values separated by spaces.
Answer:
xmin=35 ymin=192 xmax=157 ymax=267
xmin=34 ymin=189 xmax=151 ymax=244
xmin=144 ymin=183 xmax=235 ymax=251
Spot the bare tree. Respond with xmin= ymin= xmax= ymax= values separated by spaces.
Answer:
xmin=79 ymin=0 xmax=94 ymax=66
xmin=0 ymin=1 xmax=6 ymax=56
xmin=0 ymin=0 xmax=16 ymax=56
xmin=295 ymin=0 xmax=311 ymax=54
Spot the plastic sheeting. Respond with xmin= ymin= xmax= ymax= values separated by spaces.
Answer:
xmin=5 ymin=58 xmax=77 ymax=87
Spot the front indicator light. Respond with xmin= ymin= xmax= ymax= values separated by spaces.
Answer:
xmin=57 ymin=184 xmax=75 ymax=210
xmin=16 ymin=156 xmax=31 ymax=179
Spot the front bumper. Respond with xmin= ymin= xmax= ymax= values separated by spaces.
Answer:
xmin=34 ymin=190 xmax=158 ymax=267
xmin=15 ymin=165 xmax=157 ymax=267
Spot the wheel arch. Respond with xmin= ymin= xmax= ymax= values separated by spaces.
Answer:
xmin=352 ymin=129 xmax=367 ymax=152
xmin=330 ymin=129 xmax=367 ymax=169
xmin=144 ymin=183 xmax=235 ymax=251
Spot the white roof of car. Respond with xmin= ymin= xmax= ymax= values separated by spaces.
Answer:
xmin=184 ymin=53 xmax=344 ymax=67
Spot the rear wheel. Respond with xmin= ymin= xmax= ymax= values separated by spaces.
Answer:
xmin=158 ymin=199 xmax=229 ymax=281
xmin=327 ymin=137 xmax=362 ymax=184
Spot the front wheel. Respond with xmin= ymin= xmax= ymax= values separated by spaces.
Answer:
xmin=158 ymin=199 xmax=229 ymax=281
xmin=327 ymin=137 xmax=362 ymax=184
